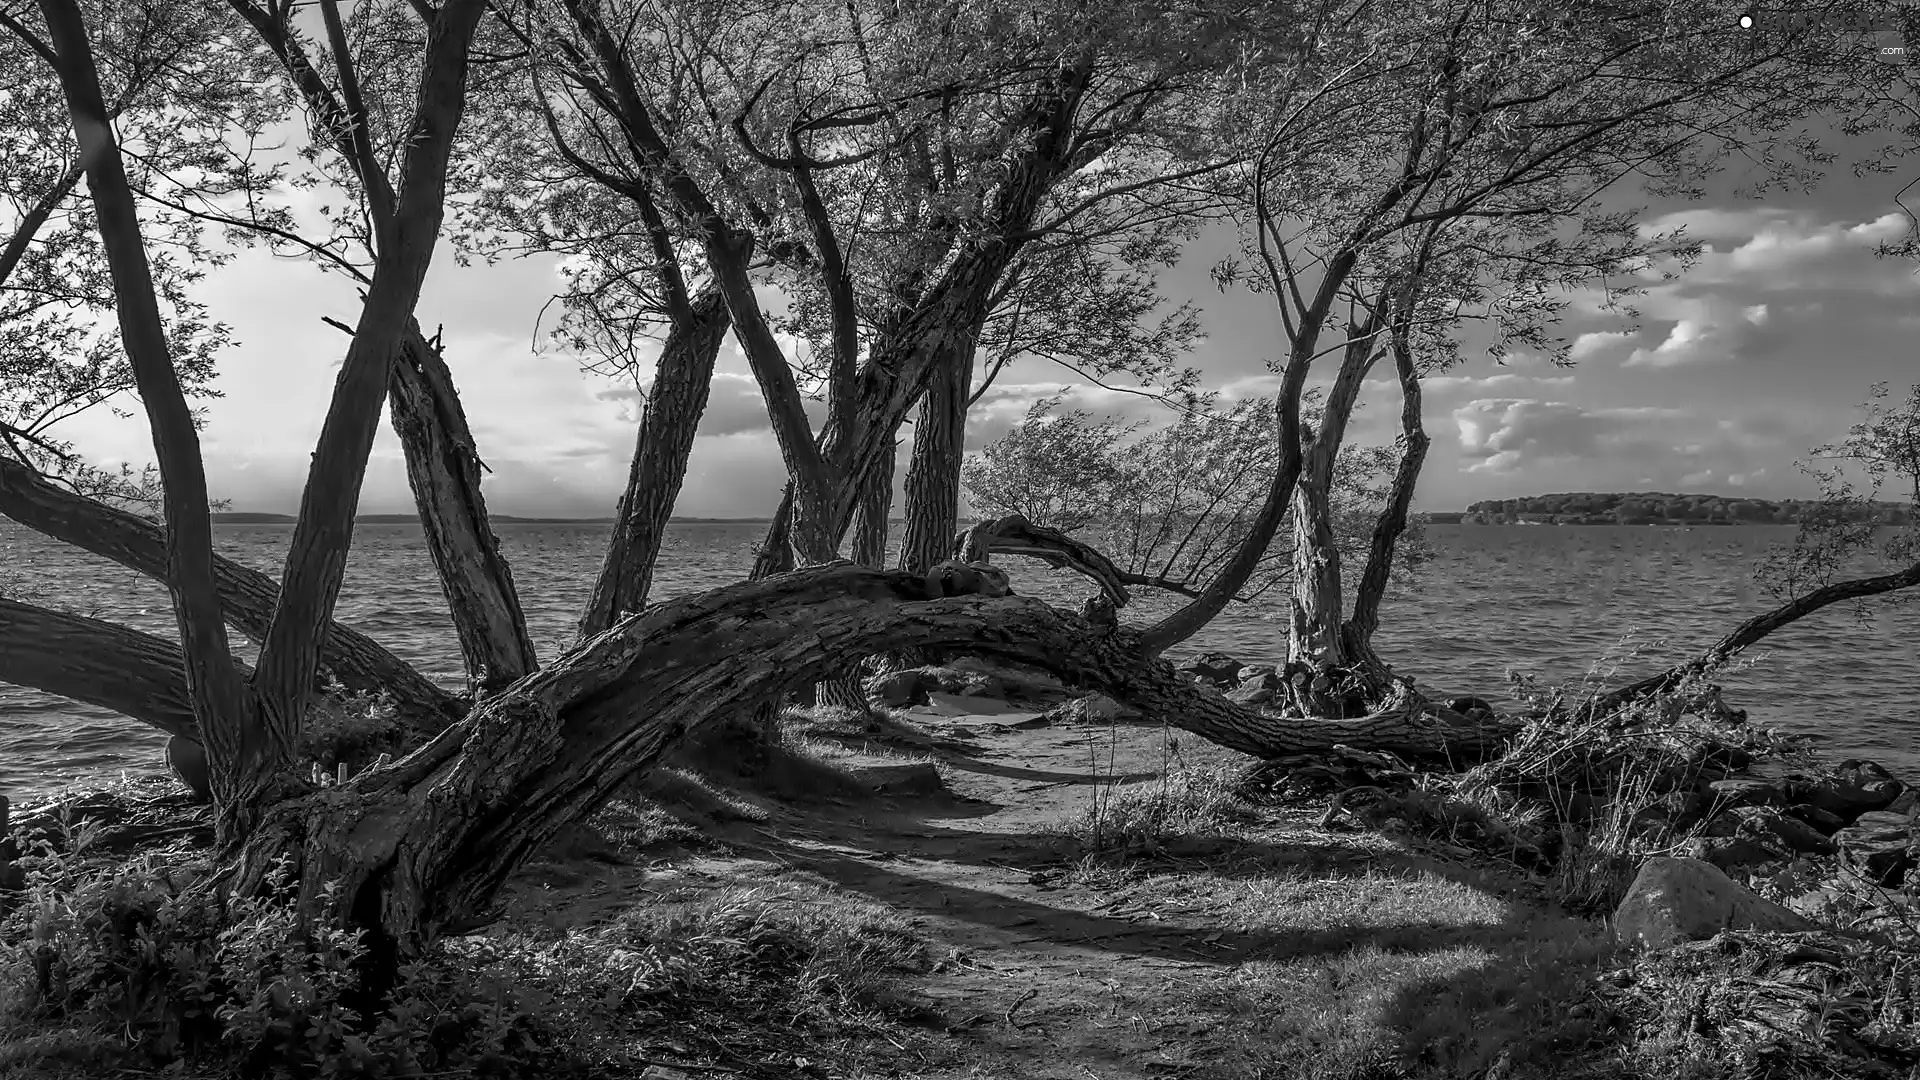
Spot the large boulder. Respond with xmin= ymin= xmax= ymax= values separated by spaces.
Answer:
xmin=944 ymin=657 xmax=1069 ymax=702
xmin=165 ymin=735 xmax=213 ymax=804
xmin=1040 ymin=693 xmax=1136 ymax=726
xmin=1612 ymin=856 xmax=1815 ymax=949
xmin=1833 ymin=809 xmax=1916 ymax=887
xmin=1707 ymin=776 xmax=1792 ymax=808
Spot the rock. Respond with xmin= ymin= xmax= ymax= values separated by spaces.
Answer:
xmin=1447 ymin=696 xmax=1495 ymax=717
xmin=1797 ymin=760 xmax=1905 ymax=821
xmin=1683 ymin=836 xmax=1783 ymax=873
xmin=1224 ymin=681 xmax=1274 ymax=707
xmin=1176 ymin=651 xmax=1247 ymax=688
xmin=640 ymin=1067 xmax=692 ymax=1080
xmin=1722 ymin=806 xmax=1837 ymax=857
xmin=1782 ymin=803 xmax=1848 ymax=835
xmin=1883 ymin=787 xmax=1918 ymax=819
xmin=1707 ymin=777 xmax=1791 ymax=808
xmin=865 ymin=669 xmax=924 ymax=708
xmin=1612 ymin=856 xmax=1816 ymax=949
xmin=1629 ymin=789 xmax=1712 ymax=840
xmin=165 ymin=736 xmax=213 ymax=804
xmin=1833 ymin=810 xmax=1916 ymax=887
xmin=1041 ymin=693 xmax=1134 ymax=726
xmin=945 ymin=657 xmax=1068 ymax=701
xmin=849 ymin=761 xmax=946 ymax=797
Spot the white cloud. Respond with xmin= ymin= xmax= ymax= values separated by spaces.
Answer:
xmin=1570 ymin=331 xmax=1638 ymax=360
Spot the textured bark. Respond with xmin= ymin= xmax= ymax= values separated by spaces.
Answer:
xmin=1288 ymin=305 xmax=1385 ymax=667
xmin=1342 ymin=322 xmax=1429 ymax=659
xmin=38 ymin=0 xmax=267 ymax=821
xmin=898 ymin=343 xmax=971 ymax=575
xmin=578 ymin=287 xmax=730 ymax=640
xmin=252 ymin=0 xmax=487 ymax=731
xmin=852 ymin=428 xmax=896 ymax=569
xmin=231 ymin=564 xmax=1517 ymax=951
xmin=0 ymin=457 xmax=459 ymax=730
xmin=388 ymin=322 xmax=537 ymax=693
xmin=1588 ymin=558 xmax=1920 ymax=717
xmin=0 ymin=598 xmax=199 ymax=740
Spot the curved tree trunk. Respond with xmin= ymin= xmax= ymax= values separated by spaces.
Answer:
xmin=389 ymin=322 xmax=537 ymax=694
xmin=0 ymin=598 xmax=200 ymax=739
xmin=0 ymin=456 xmax=459 ymax=730
xmin=1587 ymin=557 xmax=1920 ymax=717
xmin=577 ymin=286 xmax=730 ymax=641
xmin=230 ymin=563 xmax=1519 ymax=956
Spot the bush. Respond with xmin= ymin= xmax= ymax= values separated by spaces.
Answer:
xmin=0 ymin=844 xmax=581 ymax=1078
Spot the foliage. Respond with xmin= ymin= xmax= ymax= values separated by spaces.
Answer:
xmin=0 ymin=849 xmax=578 ymax=1078
xmin=963 ymin=392 xmax=1417 ymax=603
xmin=1759 ymin=382 xmax=1920 ymax=605
xmin=1464 ymin=491 xmax=1911 ymax=526
xmin=0 ymin=1 xmax=287 ymax=510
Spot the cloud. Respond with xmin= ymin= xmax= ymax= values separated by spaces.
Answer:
xmin=1449 ymin=400 xmax=1809 ymax=486
xmin=1570 ymin=331 xmax=1638 ymax=360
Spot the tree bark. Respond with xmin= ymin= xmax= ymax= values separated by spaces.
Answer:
xmin=1341 ymin=318 xmax=1429 ymax=662
xmin=1288 ymin=304 xmax=1386 ymax=668
xmin=252 ymin=0 xmax=487 ymax=734
xmin=0 ymin=457 xmax=458 ymax=730
xmin=1587 ymin=557 xmax=1920 ymax=717
xmin=898 ymin=343 xmax=972 ymax=575
xmin=577 ymin=287 xmax=730 ymax=640
xmin=388 ymin=322 xmax=537 ymax=693
xmin=230 ymin=563 xmax=1518 ymax=953
xmin=0 ymin=598 xmax=199 ymax=740
xmin=38 ymin=0 xmax=267 ymax=823
xmin=852 ymin=430 xmax=896 ymax=569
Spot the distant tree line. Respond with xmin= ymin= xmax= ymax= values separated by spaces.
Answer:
xmin=1457 ymin=492 xmax=1914 ymax=526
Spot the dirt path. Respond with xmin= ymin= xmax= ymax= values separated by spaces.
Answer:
xmin=501 ymin=708 xmax=1591 ymax=1080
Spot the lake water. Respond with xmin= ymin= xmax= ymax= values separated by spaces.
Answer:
xmin=2 ymin=521 xmax=1916 ymax=798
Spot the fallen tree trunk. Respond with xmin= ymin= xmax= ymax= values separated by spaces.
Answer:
xmin=230 ymin=564 xmax=1517 ymax=952
xmin=1586 ymin=558 xmax=1920 ymax=718
xmin=0 ymin=457 xmax=459 ymax=730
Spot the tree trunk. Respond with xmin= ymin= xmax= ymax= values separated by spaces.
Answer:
xmin=39 ymin=0 xmax=269 ymax=829
xmin=0 ymin=598 xmax=200 ymax=740
xmin=388 ymin=322 xmax=537 ymax=694
xmin=577 ymin=286 xmax=730 ymax=641
xmin=229 ymin=564 xmax=1518 ymax=954
xmin=1287 ymin=308 xmax=1385 ymax=669
xmin=0 ymin=457 xmax=459 ymax=730
xmin=899 ymin=343 xmax=971 ymax=575
xmin=1587 ymin=557 xmax=1920 ymax=717
xmin=251 ymin=0 xmax=487 ymax=736
xmin=816 ymin=437 xmax=900 ymax=707
xmin=1341 ymin=320 xmax=1429 ymax=663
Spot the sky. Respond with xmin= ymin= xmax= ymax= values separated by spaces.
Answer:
xmin=46 ymin=116 xmax=1920 ymax=520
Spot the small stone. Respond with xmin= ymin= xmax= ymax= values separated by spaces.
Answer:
xmin=1612 ymin=856 xmax=1815 ymax=950
xmin=1782 ymin=803 xmax=1848 ymax=835
xmin=1176 ymin=651 xmax=1246 ymax=687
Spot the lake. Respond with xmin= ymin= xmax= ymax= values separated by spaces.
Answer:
xmin=2 ymin=521 xmax=1916 ymax=798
